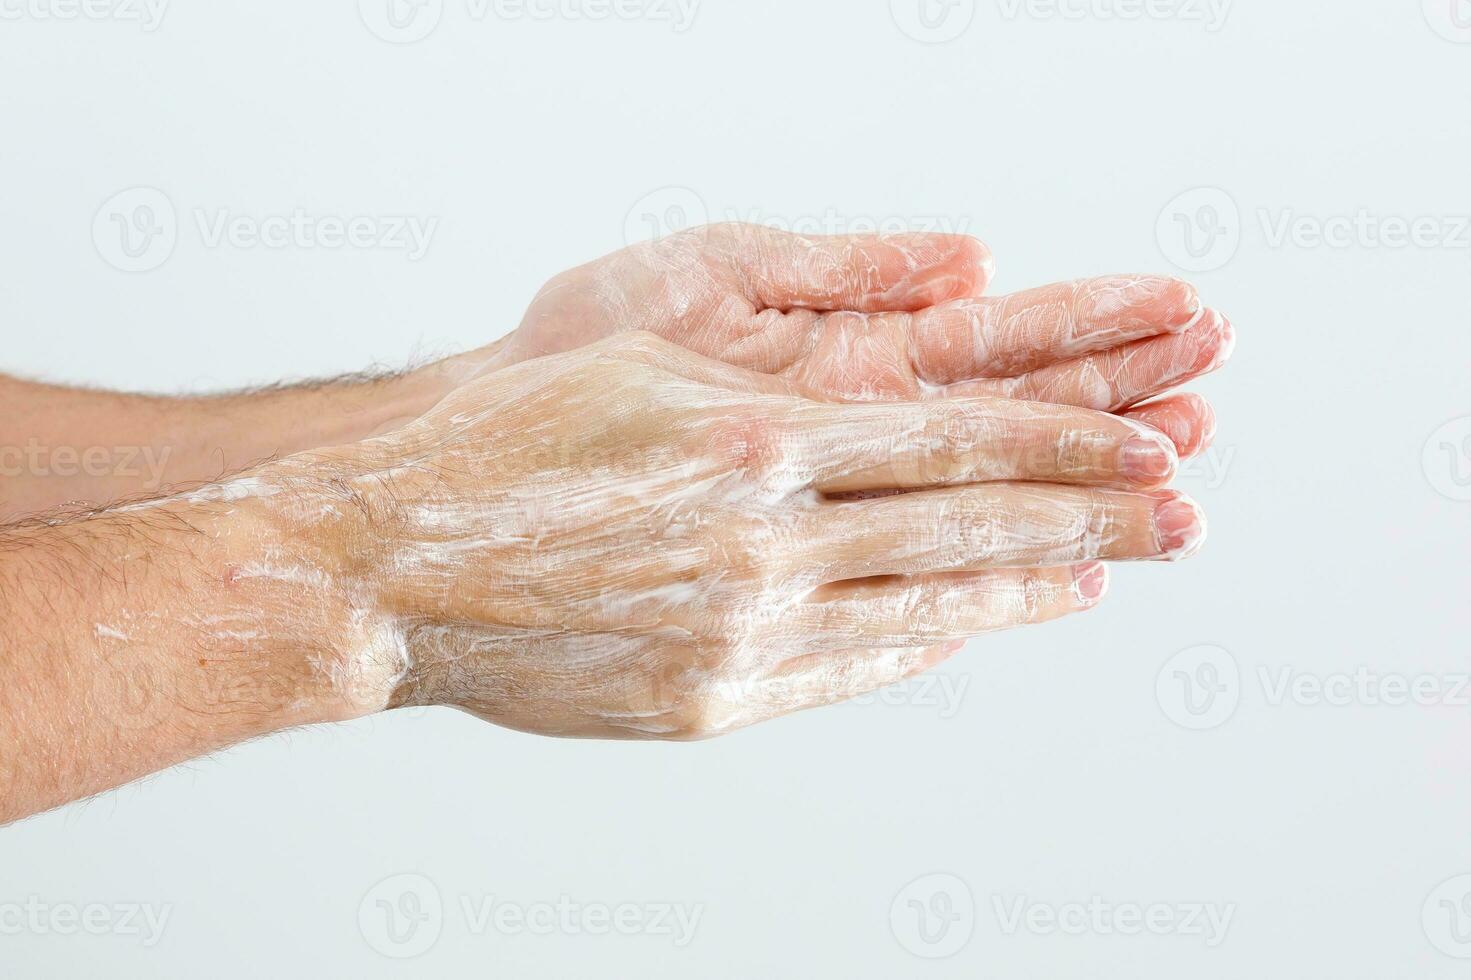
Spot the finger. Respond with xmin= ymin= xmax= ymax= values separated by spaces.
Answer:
xmin=910 ymin=275 xmax=1201 ymax=384
xmin=791 ymin=563 xmax=1107 ymax=649
xmin=710 ymin=223 xmax=994 ymax=313
xmin=800 ymin=484 xmax=1206 ymax=579
xmin=937 ymin=308 xmax=1235 ymax=412
xmin=787 ymin=398 xmax=1179 ymax=493
xmin=1123 ymin=394 xmax=1217 ymax=461
xmin=592 ymin=330 xmax=810 ymax=398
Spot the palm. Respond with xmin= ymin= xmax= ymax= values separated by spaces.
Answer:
xmin=503 ymin=224 xmax=1231 ymax=449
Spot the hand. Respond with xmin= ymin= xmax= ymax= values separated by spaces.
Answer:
xmin=472 ymin=223 xmax=1233 ymax=459
xmin=315 ymin=334 xmax=1205 ymax=739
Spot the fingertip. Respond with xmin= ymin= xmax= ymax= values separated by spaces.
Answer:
xmin=1150 ymin=490 xmax=1208 ymax=561
xmin=1190 ymin=395 xmax=1218 ymax=457
xmin=1129 ymin=393 xmax=1216 ymax=460
xmin=960 ymin=236 xmax=996 ymax=294
xmin=918 ymin=639 xmax=968 ymax=671
xmin=1166 ymin=395 xmax=1216 ymax=461
xmin=1121 ymin=430 xmax=1179 ymax=488
xmin=1163 ymin=278 xmax=1204 ymax=331
xmin=902 ymin=234 xmax=994 ymax=307
xmin=1188 ymin=309 xmax=1236 ymax=374
xmin=1216 ymin=313 xmax=1237 ymax=364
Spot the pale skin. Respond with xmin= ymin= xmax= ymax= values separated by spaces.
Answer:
xmin=0 ymin=226 xmax=1233 ymax=824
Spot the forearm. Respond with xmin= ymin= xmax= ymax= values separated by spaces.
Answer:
xmin=0 ymin=362 xmax=469 ymax=521
xmin=0 ymin=480 xmax=398 ymax=825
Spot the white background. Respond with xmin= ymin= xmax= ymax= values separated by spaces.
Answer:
xmin=2 ymin=0 xmax=1470 ymax=976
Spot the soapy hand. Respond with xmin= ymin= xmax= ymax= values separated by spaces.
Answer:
xmin=474 ymin=224 xmax=1232 ymax=460
xmin=312 ymin=333 xmax=1204 ymax=739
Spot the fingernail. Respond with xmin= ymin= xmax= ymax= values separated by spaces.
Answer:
xmin=1073 ymin=561 xmax=1109 ymax=605
xmin=1153 ymin=493 xmax=1207 ymax=560
xmin=1121 ymin=435 xmax=1176 ymax=484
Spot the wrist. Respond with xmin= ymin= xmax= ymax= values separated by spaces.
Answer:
xmin=269 ymin=338 xmax=517 ymax=451
xmin=0 ymin=481 xmax=406 ymax=819
xmin=180 ymin=467 xmax=410 ymax=728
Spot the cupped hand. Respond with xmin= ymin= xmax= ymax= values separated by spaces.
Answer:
xmin=322 ymin=334 xmax=1206 ymax=739
xmin=476 ymin=223 xmax=1232 ymax=460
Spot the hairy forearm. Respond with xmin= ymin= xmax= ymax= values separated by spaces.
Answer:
xmin=0 ymin=361 xmax=472 ymax=521
xmin=0 ymin=480 xmax=397 ymax=825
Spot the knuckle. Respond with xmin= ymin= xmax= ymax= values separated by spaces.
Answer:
xmin=667 ymin=696 xmax=719 ymax=740
xmin=908 ymin=585 xmax=957 ymax=637
xmin=609 ymin=329 xmax=667 ymax=355
xmin=707 ymin=415 xmax=795 ymax=483
xmin=1048 ymin=425 xmax=1101 ymax=478
xmin=646 ymin=657 xmax=723 ymax=740
xmin=1016 ymin=572 xmax=1050 ymax=621
xmin=705 ymin=221 xmax=763 ymax=258
xmin=923 ymin=406 xmax=985 ymax=484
